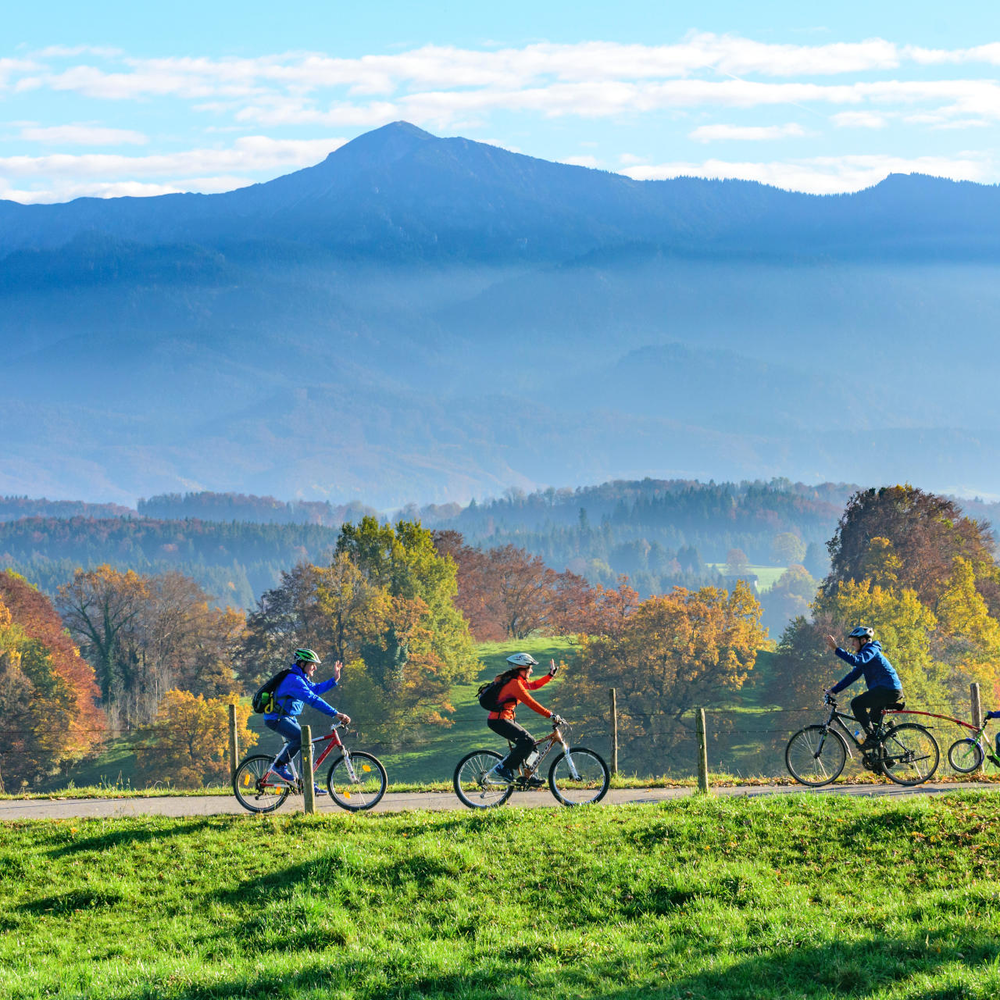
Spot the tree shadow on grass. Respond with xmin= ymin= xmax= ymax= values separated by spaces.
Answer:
xmin=46 ymin=818 xmax=217 ymax=858
xmin=85 ymin=928 xmax=1000 ymax=1000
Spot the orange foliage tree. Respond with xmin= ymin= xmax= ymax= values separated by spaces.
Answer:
xmin=571 ymin=581 xmax=766 ymax=752
xmin=0 ymin=571 xmax=105 ymax=790
xmin=435 ymin=530 xmax=638 ymax=641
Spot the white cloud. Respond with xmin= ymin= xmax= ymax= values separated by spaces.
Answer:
xmin=689 ymin=122 xmax=806 ymax=142
xmin=0 ymin=176 xmax=254 ymax=204
xmin=619 ymin=153 xmax=646 ymax=165
xmin=0 ymin=35 xmax=978 ymax=108
xmin=619 ymin=153 xmax=994 ymax=195
xmin=831 ymin=111 xmax=888 ymax=129
xmin=558 ymin=155 xmax=601 ymax=168
xmin=0 ymin=136 xmax=348 ymax=202
xmin=20 ymin=124 xmax=148 ymax=145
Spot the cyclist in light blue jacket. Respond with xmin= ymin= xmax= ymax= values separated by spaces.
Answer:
xmin=265 ymin=648 xmax=351 ymax=793
xmin=824 ymin=626 xmax=904 ymax=748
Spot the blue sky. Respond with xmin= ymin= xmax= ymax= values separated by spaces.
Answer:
xmin=3 ymin=1 xmax=1000 ymax=203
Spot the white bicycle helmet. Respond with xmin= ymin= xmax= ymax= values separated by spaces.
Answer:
xmin=506 ymin=653 xmax=538 ymax=668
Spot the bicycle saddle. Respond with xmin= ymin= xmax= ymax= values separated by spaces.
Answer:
xmin=884 ymin=699 xmax=906 ymax=711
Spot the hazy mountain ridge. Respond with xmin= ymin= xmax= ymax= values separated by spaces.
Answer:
xmin=4 ymin=122 xmax=1000 ymax=504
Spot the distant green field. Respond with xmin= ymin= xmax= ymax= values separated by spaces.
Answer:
xmin=707 ymin=563 xmax=788 ymax=592
xmin=3 ymin=794 xmax=1000 ymax=999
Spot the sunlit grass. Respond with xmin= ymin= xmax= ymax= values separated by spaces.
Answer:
xmin=4 ymin=794 xmax=1000 ymax=998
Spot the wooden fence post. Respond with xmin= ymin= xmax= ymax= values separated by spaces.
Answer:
xmin=228 ymin=703 xmax=239 ymax=781
xmin=609 ymin=688 xmax=619 ymax=777
xmin=971 ymin=683 xmax=984 ymax=773
xmin=696 ymin=708 xmax=710 ymax=794
xmin=301 ymin=725 xmax=316 ymax=815
xmin=971 ymin=682 xmax=983 ymax=731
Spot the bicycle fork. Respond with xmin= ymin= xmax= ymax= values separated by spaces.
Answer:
xmin=559 ymin=736 xmax=582 ymax=780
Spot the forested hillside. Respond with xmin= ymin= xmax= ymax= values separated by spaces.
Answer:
xmin=0 ymin=517 xmax=342 ymax=608
xmin=0 ymin=496 xmax=132 ymax=523
xmin=137 ymin=492 xmax=377 ymax=527
xmin=425 ymin=478 xmax=857 ymax=593
xmin=0 ymin=479 xmax=849 ymax=608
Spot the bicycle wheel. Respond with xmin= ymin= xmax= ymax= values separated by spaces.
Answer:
xmin=785 ymin=726 xmax=847 ymax=786
xmin=326 ymin=751 xmax=387 ymax=811
xmin=233 ymin=754 xmax=291 ymax=813
xmin=879 ymin=724 xmax=940 ymax=785
xmin=948 ymin=738 xmax=984 ymax=774
xmin=548 ymin=747 xmax=610 ymax=806
xmin=453 ymin=750 xmax=514 ymax=809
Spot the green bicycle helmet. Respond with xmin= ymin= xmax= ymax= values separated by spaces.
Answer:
xmin=293 ymin=647 xmax=322 ymax=665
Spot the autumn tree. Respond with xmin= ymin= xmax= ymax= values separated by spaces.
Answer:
xmin=337 ymin=517 xmax=478 ymax=683
xmin=0 ymin=572 xmax=105 ymax=790
xmin=573 ymin=581 xmax=766 ymax=752
xmin=134 ymin=690 xmax=257 ymax=788
xmin=765 ymin=486 xmax=1000 ymax=713
xmin=436 ymin=529 xmax=632 ymax=641
xmin=826 ymin=486 xmax=997 ymax=612
xmin=58 ymin=566 xmax=243 ymax=728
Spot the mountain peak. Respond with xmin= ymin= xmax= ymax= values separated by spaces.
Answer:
xmin=324 ymin=120 xmax=436 ymax=169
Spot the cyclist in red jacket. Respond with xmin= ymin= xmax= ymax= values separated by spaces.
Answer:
xmin=486 ymin=652 xmax=564 ymax=784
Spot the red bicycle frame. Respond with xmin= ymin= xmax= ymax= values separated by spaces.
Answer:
xmin=884 ymin=709 xmax=979 ymax=733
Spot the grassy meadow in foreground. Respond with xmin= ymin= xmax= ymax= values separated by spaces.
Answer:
xmin=3 ymin=794 xmax=1000 ymax=999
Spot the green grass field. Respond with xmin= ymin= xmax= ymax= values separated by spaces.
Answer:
xmin=3 ymin=794 xmax=1000 ymax=999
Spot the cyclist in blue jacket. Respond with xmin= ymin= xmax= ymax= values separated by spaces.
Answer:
xmin=824 ymin=626 xmax=904 ymax=747
xmin=265 ymin=648 xmax=351 ymax=793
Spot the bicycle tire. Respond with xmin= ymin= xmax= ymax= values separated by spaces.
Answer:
xmin=233 ymin=754 xmax=291 ymax=813
xmin=326 ymin=751 xmax=387 ymax=811
xmin=453 ymin=750 xmax=514 ymax=809
xmin=785 ymin=725 xmax=847 ymax=786
xmin=947 ymin=738 xmax=984 ymax=774
xmin=548 ymin=747 xmax=610 ymax=806
xmin=879 ymin=723 xmax=940 ymax=785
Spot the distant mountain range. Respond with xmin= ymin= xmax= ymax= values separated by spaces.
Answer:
xmin=4 ymin=121 xmax=1000 ymax=506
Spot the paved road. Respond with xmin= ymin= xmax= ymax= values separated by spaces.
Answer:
xmin=2 ymin=781 xmax=996 ymax=821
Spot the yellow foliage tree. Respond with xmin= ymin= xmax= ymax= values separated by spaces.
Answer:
xmin=135 ymin=690 xmax=257 ymax=788
xmin=817 ymin=579 xmax=945 ymax=706
xmin=934 ymin=557 xmax=1000 ymax=699
xmin=574 ymin=581 xmax=766 ymax=750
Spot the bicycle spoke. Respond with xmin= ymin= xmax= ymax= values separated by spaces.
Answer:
xmin=785 ymin=726 xmax=847 ymax=786
xmin=879 ymin=724 xmax=940 ymax=786
xmin=326 ymin=752 xmax=387 ymax=812
xmin=454 ymin=751 xmax=514 ymax=809
xmin=548 ymin=748 xmax=609 ymax=806
xmin=233 ymin=755 xmax=291 ymax=813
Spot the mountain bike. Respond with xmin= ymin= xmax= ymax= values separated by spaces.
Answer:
xmin=785 ymin=694 xmax=940 ymax=787
xmin=233 ymin=723 xmax=387 ymax=813
xmin=453 ymin=719 xmax=610 ymax=808
xmin=948 ymin=709 xmax=1000 ymax=772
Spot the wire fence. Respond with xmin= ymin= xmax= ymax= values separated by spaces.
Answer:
xmin=3 ymin=689 xmax=991 ymax=792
